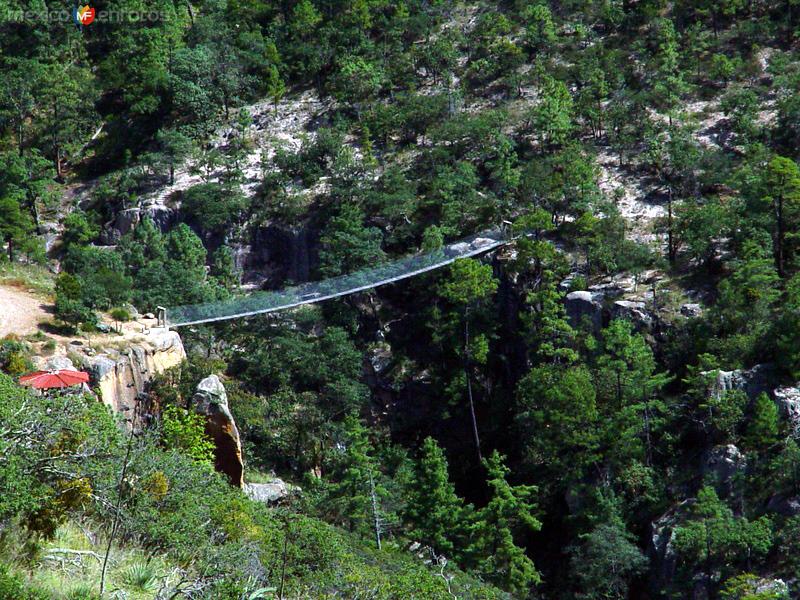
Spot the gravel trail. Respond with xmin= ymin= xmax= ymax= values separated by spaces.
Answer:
xmin=0 ymin=286 xmax=48 ymax=338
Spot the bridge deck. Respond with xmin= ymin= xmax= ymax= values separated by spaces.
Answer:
xmin=166 ymin=229 xmax=509 ymax=327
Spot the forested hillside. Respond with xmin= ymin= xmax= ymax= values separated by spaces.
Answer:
xmin=3 ymin=0 xmax=800 ymax=598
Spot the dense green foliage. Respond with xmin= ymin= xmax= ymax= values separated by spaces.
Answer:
xmin=4 ymin=0 xmax=800 ymax=597
xmin=0 ymin=374 xmax=503 ymax=598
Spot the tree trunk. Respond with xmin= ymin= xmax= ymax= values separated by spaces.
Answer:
xmin=368 ymin=468 xmax=382 ymax=550
xmin=776 ymin=194 xmax=785 ymax=277
xmin=643 ymin=399 xmax=652 ymax=466
xmin=100 ymin=411 xmax=137 ymax=597
xmin=596 ymin=98 xmax=604 ymax=138
xmin=464 ymin=314 xmax=482 ymax=463
xmin=278 ymin=516 xmax=290 ymax=600
xmin=667 ymin=187 xmax=676 ymax=264
xmin=53 ymin=99 xmax=61 ymax=178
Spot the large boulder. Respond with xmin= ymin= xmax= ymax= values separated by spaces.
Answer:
xmin=83 ymin=355 xmax=117 ymax=381
xmin=565 ymin=291 xmax=605 ymax=331
xmin=366 ymin=344 xmax=393 ymax=375
xmin=103 ymin=203 xmax=177 ymax=244
xmin=244 ymin=479 xmax=294 ymax=504
xmin=45 ymin=355 xmax=76 ymax=371
xmin=445 ymin=242 xmax=471 ymax=257
xmin=246 ymin=224 xmax=314 ymax=285
xmin=766 ymin=493 xmax=800 ymax=517
xmin=705 ymin=364 xmax=775 ymax=401
xmin=753 ymin=579 xmax=788 ymax=597
xmin=680 ymin=303 xmax=703 ymax=318
xmin=649 ymin=499 xmax=695 ymax=587
xmin=772 ymin=386 xmax=800 ymax=435
xmin=702 ymin=445 xmax=746 ymax=498
xmin=193 ymin=375 xmax=244 ymax=488
xmin=612 ymin=300 xmax=653 ymax=331
xmin=703 ymin=365 xmax=800 ymax=433
xmin=82 ymin=329 xmax=186 ymax=415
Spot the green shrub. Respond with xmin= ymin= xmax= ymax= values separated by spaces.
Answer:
xmin=0 ymin=563 xmax=47 ymax=600
xmin=568 ymin=274 xmax=588 ymax=292
xmin=0 ymin=374 xmax=505 ymax=598
xmin=3 ymin=352 xmax=28 ymax=377
xmin=181 ymin=183 xmax=247 ymax=234
xmin=160 ymin=405 xmax=215 ymax=465
xmin=54 ymin=296 xmax=96 ymax=330
xmin=109 ymin=307 xmax=131 ymax=322
xmin=0 ymin=341 xmax=30 ymax=376
xmin=0 ymin=564 xmax=26 ymax=600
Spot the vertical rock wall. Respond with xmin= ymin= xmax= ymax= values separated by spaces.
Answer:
xmin=192 ymin=375 xmax=245 ymax=487
xmin=82 ymin=329 xmax=186 ymax=415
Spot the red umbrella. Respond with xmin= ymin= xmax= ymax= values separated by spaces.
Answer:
xmin=19 ymin=369 xmax=90 ymax=390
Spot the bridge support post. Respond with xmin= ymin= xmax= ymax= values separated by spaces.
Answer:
xmin=156 ymin=306 xmax=167 ymax=328
xmin=501 ymin=219 xmax=513 ymax=240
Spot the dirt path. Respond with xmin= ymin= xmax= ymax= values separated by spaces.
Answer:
xmin=0 ymin=285 xmax=50 ymax=338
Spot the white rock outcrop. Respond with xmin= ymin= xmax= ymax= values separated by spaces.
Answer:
xmin=83 ymin=328 xmax=186 ymax=415
xmin=773 ymin=386 xmax=800 ymax=434
xmin=244 ymin=479 xmax=294 ymax=504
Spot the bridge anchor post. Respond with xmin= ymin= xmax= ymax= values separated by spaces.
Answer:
xmin=156 ymin=306 xmax=167 ymax=328
xmin=501 ymin=219 xmax=513 ymax=239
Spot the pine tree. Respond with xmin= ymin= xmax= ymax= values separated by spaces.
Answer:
xmin=594 ymin=319 xmax=671 ymax=468
xmin=469 ymin=451 xmax=542 ymax=596
xmin=325 ymin=416 xmax=392 ymax=546
xmin=439 ymin=259 xmax=498 ymax=462
xmin=266 ymin=64 xmax=286 ymax=115
xmin=319 ymin=204 xmax=386 ymax=277
xmin=529 ymin=73 xmax=574 ymax=147
xmin=744 ymin=393 xmax=781 ymax=451
xmin=674 ymin=486 xmax=773 ymax=595
xmin=0 ymin=195 xmax=35 ymax=261
xmin=524 ymin=279 xmax=579 ymax=364
xmin=649 ymin=18 xmax=689 ymax=126
xmin=763 ymin=156 xmax=800 ymax=277
xmin=516 ymin=364 xmax=599 ymax=487
xmin=570 ymin=520 xmax=648 ymax=599
xmin=404 ymin=437 xmax=471 ymax=558
xmin=154 ymin=129 xmax=193 ymax=185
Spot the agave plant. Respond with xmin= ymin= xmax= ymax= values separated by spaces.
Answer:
xmin=247 ymin=587 xmax=277 ymax=600
xmin=66 ymin=583 xmax=101 ymax=600
xmin=119 ymin=561 xmax=158 ymax=593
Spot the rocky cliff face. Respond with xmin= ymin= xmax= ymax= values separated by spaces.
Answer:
xmin=104 ymin=203 xmax=177 ymax=244
xmin=704 ymin=363 xmax=800 ymax=433
xmin=231 ymin=223 xmax=316 ymax=288
xmin=81 ymin=328 xmax=186 ymax=415
xmin=192 ymin=375 xmax=245 ymax=488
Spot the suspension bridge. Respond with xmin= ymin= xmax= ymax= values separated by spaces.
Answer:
xmin=160 ymin=228 xmax=512 ymax=328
